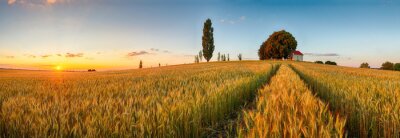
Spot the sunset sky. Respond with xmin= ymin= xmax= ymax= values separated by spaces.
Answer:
xmin=0 ymin=0 xmax=399 ymax=70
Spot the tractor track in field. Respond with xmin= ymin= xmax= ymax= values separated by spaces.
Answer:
xmin=206 ymin=64 xmax=281 ymax=138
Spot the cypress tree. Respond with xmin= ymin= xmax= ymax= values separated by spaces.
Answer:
xmin=202 ymin=18 xmax=215 ymax=62
xmin=218 ymin=52 xmax=221 ymax=61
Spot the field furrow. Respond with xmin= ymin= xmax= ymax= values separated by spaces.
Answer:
xmin=236 ymin=65 xmax=346 ymax=137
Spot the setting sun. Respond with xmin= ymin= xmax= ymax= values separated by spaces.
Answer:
xmin=55 ymin=65 xmax=62 ymax=71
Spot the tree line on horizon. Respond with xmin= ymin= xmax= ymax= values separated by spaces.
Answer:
xmin=359 ymin=61 xmax=400 ymax=71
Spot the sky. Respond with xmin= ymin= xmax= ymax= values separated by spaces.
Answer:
xmin=0 ymin=0 xmax=399 ymax=70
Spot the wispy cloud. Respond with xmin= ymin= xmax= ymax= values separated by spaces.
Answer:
xmin=7 ymin=0 xmax=67 ymax=6
xmin=8 ymin=0 xmax=16 ymax=5
xmin=65 ymin=53 xmax=84 ymax=58
xmin=4 ymin=56 xmax=15 ymax=59
xmin=41 ymin=54 xmax=52 ymax=58
xmin=24 ymin=54 xmax=36 ymax=58
xmin=304 ymin=53 xmax=339 ymax=56
xmin=47 ymin=0 xmax=57 ymax=4
xmin=220 ymin=15 xmax=246 ymax=24
xmin=150 ymin=48 xmax=159 ymax=52
xmin=127 ymin=51 xmax=150 ymax=57
xmin=150 ymin=48 xmax=171 ymax=54
xmin=183 ymin=54 xmax=196 ymax=57
xmin=240 ymin=16 xmax=246 ymax=21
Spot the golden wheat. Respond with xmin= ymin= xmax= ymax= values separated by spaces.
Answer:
xmin=237 ymin=64 xmax=346 ymax=137
xmin=291 ymin=62 xmax=400 ymax=137
xmin=0 ymin=61 xmax=276 ymax=137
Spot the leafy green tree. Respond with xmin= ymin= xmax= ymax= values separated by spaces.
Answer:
xmin=202 ymin=18 xmax=215 ymax=62
xmin=258 ymin=30 xmax=297 ymax=60
xmin=360 ymin=62 xmax=370 ymax=68
xmin=238 ymin=53 xmax=242 ymax=61
xmin=315 ymin=61 xmax=323 ymax=64
xmin=139 ymin=60 xmax=143 ymax=69
xmin=381 ymin=61 xmax=394 ymax=70
xmin=325 ymin=61 xmax=337 ymax=65
xmin=394 ymin=63 xmax=400 ymax=71
xmin=198 ymin=50 xmax=203 ymax=62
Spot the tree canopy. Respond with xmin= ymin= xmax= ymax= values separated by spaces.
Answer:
xmin=202 ymin=18 xmax=215 ymax=62
xmin=360 ymin=62 xmax=370 ymax=68
xmin=381 ymin=61 xmax=394 ymax=70
xmin=258 ymin=30 xmax=297 ymax=60
xmin=394 ymin=63 xmax=400 ymax=71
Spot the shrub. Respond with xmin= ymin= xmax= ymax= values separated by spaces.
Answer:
xmin=325 ymin=61 xmax=337 ymax=65
xmin=315 ymin=61 xmax=323 ymax=64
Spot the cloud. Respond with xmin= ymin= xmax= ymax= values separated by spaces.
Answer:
xmin=25 ymin=54 xmax=36 ymax=58
xmin=47 ymin=0 xmax=56 ymax=4
xmin=183 ymin=54 xmax=196 ymax=57
xmin=220 ymin=15 xmax=246 ymax=25
xmin=150 ymin=48 xmax=171 ymax=53
xmin=5 ymin=56 xmax=15 ymax=59
xmin=150 ymin=48 xmax=159 ymax=52
xmin=240 ymin=16 xmax=246 ymax=20
xmin=41 ymin=54 xmax=52 ymax=58
xmin=65 ymin=53 xmax=84 ymax=58
xmin=8 ymin=0 xmax=16 ymax=5
xmin=127 ymin=51 xmax=149 ymax=57
xmin=303 ymin=53 xmax=339 ymax=56
xmin=7 ymin=0 xmax=64 ymax=6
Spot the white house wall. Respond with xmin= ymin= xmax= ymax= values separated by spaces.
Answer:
xmin=293 ymin=55 xmax=303 ymax=61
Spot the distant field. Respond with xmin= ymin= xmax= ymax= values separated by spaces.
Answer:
xmin=0 ymin=61 xmax=399 ymax=137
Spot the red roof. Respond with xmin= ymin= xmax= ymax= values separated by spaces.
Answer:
xmin=292 ymin=51 xmax=303 ymax=55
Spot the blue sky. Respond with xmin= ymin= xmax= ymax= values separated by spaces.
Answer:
xmin=0 ymin=0 xmax=399 ymax=70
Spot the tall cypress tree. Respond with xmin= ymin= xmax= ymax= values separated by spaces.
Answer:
xmin=202 ymin=18 xmax=215 ymax=62
xmin=139 ymin=60 xmax=143 ymax=69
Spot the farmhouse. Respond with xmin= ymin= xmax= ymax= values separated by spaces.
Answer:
xmin=291 ymin=50 xmax=303 ymax=61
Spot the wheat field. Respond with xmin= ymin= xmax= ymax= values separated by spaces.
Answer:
xmin=291 ymin=62 xmax=400 ymax=138
xmin=0 ymin=61 xmax=399 ymax=137
xmin=237 ymin=65 xmax=346 ymax=138
xmin=0 ymin=61 xmax=277 ymax=137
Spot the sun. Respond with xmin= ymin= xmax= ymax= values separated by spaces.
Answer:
xmin=55 ymin=65 xmax=63 ymax=71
